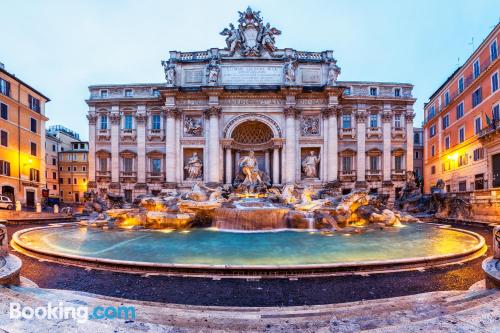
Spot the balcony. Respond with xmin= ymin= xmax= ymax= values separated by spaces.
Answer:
xmin=391 ymin=169 xmax=406 ymax=181
xmin=120 ymin=171 xmax=137 ymax=183
xmin=97 ymin=129 xmax=111 ymax=141
xmin=120 ymin=129 xmax=136 ymax=141
xmin=478 ymin=120 xmax=500 ymax=140
xmin=96 ymin=170 xmax=111 ymax=182
xmin=366 ymin=169 xmax=382 ymax=181
xmin=339 ymin=127 xmax=355 ymax=139
xmin=366 ymin=127 xmax=382 ymax=139
xmin=391 ymin=127 xmax=405 ymax=139
xmin=147 ymin=172 xmax=165 ymax=183
xmin=147 ymin=129 xmax=165 ymax=141
xmin=339 ymin=170 xmax=356 ymax=182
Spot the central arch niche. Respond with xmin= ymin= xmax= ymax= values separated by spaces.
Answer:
xmin=231 ymin=121 xmax=274 ymax=144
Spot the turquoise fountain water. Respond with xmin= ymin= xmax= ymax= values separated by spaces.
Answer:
xmin=15 ymin=223 xmax=481 ymax=266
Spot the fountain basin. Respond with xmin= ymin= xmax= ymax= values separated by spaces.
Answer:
xmin=12 ymin=223 xmax=485 ymax=276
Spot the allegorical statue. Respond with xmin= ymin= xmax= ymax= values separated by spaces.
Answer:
xmin=284 ymin=57 xmax=297 ymax=85
xmin=258 ymin=22 xmax=281 ymax=53
xmin=207 ymin=58 xmax=220 ymax=86
xmin=184 ymin=117 xmax=203 ymax=137
xmin=161 ymin=60 xmax=176 ymax=86
xmin=302 ymin=151 xmax=320 ymax=178
xmin=184 ymin=152 xmax=203 ymax=180
xmin=239 ymin=150 xmax=262 ymax=185
xmin=220 ymin=23 xmax=241 ymax=54
xmin=327 ymin=61 xmax=340 ymax=86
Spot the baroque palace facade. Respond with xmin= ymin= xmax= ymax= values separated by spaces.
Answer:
xmin=86 ymin=8 xmax=415 ymax=203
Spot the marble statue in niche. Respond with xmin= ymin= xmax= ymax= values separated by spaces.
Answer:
xmin=207 ymin=58 xmax=220 ymax=86
xmin=184 ymin=152 xmax=203 ymax=180
xmin=302 ymin=151 xmax=320 ymax=178
xmin=184 ymin=116 xmax=203 ymax=137
xmin=161 ymin=60 xmax=176 ymax=86
xmin=284 ymin=57 xmax=297 ymax=85
xmin=327 ymin=61 xmax=341 ymax=86
xmin=301 ymin=116 xmax=320 ymax=136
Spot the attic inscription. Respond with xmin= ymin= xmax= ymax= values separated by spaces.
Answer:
xmin=220 ymin=65 xmax=282 ymax=85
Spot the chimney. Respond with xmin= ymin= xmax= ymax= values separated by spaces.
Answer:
xmin=0 ymin=62 xmax=4 ymax=70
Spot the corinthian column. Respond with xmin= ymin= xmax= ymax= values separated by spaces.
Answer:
xmin=284 ymin=106 xmax=298 ymax=183
xmin=355 ymin=109 xmax=367 ymax=186
xmin=205 ymin=106 xmax=221 ymax=183
xmin=86 ymin=112 xmax=97 ymax=188
xmin=163 ymin=107 xmax=178 ymax=184
xmin=382 ymin=107 xmax=392 ymax=182
xmin=405 ymin=109 xmax=415 ymax=173
xmin=135 ymin=108 xmax=147 ymax=184
xmin=272 ymin=146 xmax=280 ymax=185
xmin=110 ymin=110 xmax=121 ymax=185
xmin=323 ymin=107 xmax=339 ymax=182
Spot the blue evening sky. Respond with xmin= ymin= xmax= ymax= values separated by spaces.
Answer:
xmin=1 ymin=0 xmax=498 ymax=139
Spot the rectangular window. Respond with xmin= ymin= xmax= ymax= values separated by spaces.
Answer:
xmin=429 ymin=124 xmax=436 ymax=138
xmin=73 ymin=166 xmax=77 ymax=171
xmin=0 ymin=78 xmax=10 ymax=97
xmin=493 ymin=104 xmax=500 ymax=121
xmin=99 ymin=158 xmax=107 ymax=172
xmin=459 ymin=127 xmax=465 ymax=143
xmin=30 ymin=142 xmax=37 ymax=156
xmin=0 ymin=130 xmax=7 ymax=147
xmin=492 ymin=72 xmax=499 ymax=93
xmin=82 ymin=166 xmax=86 ymax=171
xmin=458 ymin=77 xmax=464 ymax=93
xmin=29 ymin=168 xmax=40 ymax=182
xmin=344 ymin=87 xmax=351 ymax=95
xmin=53 ymin=185 xmax=57 ymax=190
xmin=415 ymin=151 xmax=420 ymax=159
xmin=30 ymin=118 xmax=37 ymax=133
xmin=413 ymin=133 xmax=420 ymax=145
xmin=52 ymin=144 xmax=56 ymax=152
xmin=67 ymin=178 xmax=71 ymax=184
xmin=342 ymin=115 xmax=351 ymax=129
xmin=124 ymin=115 xmax=133 ymax=130
xmin=473 ymin=148 xmax=484 ymax=161
xmin=369 ymin=114 xmax=378 ymax=128
xmin=0 ymin=103 xmax=7 ymax=120
xmin=152 ymin=114 xmax=161 ymax=130
xmin=342 ymin=156 xmax=352 ymax=171
xmin=456 ymin=102 xmax=464 ymax=119
xmin=428 ymin=105 xmax=436 ymax=119
xmin=123 ymin=158 xmax=133 ymax=172
xmin=445 ymin=136 xmax=450 ymax=150
xmin=444 ymin=91 xmax=450 ymax=106
xmin=125 ymin=89 xmax=133 ymax=97
xmin=0 ymin=160 xmax=11 ymax=176
xmin=431 ymin=165 xmax=436 ymax=174
xmin=394 ymin=88 xmax=401 ymax=97
xmin=472 ymin=88 xmax=482 ymax=107
xmin=151 ymin=159 xmax=161 ymax=173
xmin=491 ymin=40 xmax=498 ymax=61
xmin=442 ymin=114 xmax=449 ymax=129
xmin=394 ymin=114 xmax=401 ymax=128
xmin=394 ymin=156 xmax=403 ymax=171
xmin=100 ymin=90 xmax=108 ymax=98
xmin=369 ymin=156 xmax=378 ymax=171
xmin=74 ymin=178 xmax=77 ymax=184
xmin=100 ymin=115 xmax=108 ymax=130
xmin=28 ymin=95 xmax=40 ymax=113
xmin=52 ymin=158 xmax=56 ymax=165
xmin=152 ymin=89 xmax=160 ymax=97
xmin=52 ymin=172 xmax=56 ymax=179
xmin=59 ymin=178 xmax=63 ymax=184
xmin=474 ymin=117 xmax=482 ymax=135
xmin=473 ymin=59 xmax=480 ymax=79
xmin=458 ymin=181 xmax=467 ymax=192
xmin=458 ymin=154 xmax=468 ymax=167
xmin=369 ymin=87 xmax=377 ymax=96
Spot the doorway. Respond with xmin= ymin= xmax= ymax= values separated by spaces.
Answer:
xmin=492 ymin=153 xmax=500 ymax=188
xmin=26 ymin=190 xmax=35 ymax=207
xmin=74 ymin=192 xmax=80 ymax=203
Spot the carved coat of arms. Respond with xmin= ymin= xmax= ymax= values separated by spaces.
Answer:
xmin=220 ymin=7 xmax=281 ymax=56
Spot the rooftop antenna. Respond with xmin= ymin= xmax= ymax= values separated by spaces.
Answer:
xmin=456 ymin=57 xmax=460 ymax=67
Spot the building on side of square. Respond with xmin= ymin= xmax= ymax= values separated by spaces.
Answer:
xmin=0 ymin=63 xmax=49 ymax=206
xmin=46 ymin=125 xmax=86 ymax=203
xmin=423 ymin=23 xmax=499 ymax=193
xmin=86 ymin=7 xmax=415 ymax=204
xmin=413 ymin=127 xmax=424 ymax=182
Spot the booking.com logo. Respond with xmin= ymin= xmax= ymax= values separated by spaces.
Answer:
xmin=9 ymin=302 xmax=136 ymax=323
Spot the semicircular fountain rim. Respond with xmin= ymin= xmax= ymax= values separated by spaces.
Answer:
xmin=12 ymin=223 xmax=486 ymax=271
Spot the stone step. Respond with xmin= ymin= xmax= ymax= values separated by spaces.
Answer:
xmin=0 ymin=285 xmax=498 ymax=332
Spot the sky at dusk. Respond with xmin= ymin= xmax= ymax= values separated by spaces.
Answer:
xmin=1 ymin=0 xmax=498 ymax=140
